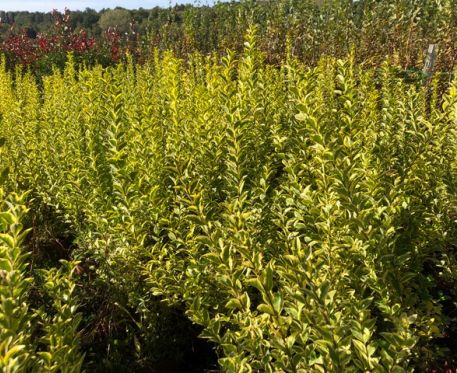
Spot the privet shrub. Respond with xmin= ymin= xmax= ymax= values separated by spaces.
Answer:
xmin=0 ymin=191 xmax=32 ymax=372
xmin=0 ymin=30 xmax=456 ymax=370
xmin=0 ymin=159 xmax=84 ymax=370
xmin=34 ymin=260 xmax=85 ymax=372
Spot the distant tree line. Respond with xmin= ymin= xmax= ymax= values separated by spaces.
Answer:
xmin=0 ymin=6 xmax=188 ymax=38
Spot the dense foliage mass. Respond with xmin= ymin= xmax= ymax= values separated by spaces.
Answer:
xmin=1 ymin=0 xmax=457 ymax=371
xmin=0 ymin=9 xmax=141 ymax=76
xmin=0 ymin=190 xmax=83 ymax=372
xmin=0 ymin=0 xmax=456 ymax=74
xmin=0 ymin=22 xmax=457 ymax=370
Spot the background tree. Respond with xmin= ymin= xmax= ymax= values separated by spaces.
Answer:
xmin=98 ymin=8 xmax=131 ymax=34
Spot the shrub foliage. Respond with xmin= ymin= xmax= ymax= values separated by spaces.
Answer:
xmin=0 ymin=27 xmax=457 ymax=371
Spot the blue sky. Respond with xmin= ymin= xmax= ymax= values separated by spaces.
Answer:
xmin=0 ymin=0 xmax=216 ymax=12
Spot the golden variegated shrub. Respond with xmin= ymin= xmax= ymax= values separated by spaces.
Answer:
xmin=0 ymin=190 xmax=31 ymax=372
xmin=0 ymin=135 xmax=84 ymax=372
xmin=0 ymin=33 xmax=456 ymax=371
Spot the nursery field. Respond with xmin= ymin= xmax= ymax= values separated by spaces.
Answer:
xmin=1 ymin=2 xmax=457 ymax=372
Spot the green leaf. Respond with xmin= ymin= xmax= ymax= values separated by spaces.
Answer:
xmin=352 ymin=339 xmax=367 ymax=357
xmin=257 ymin=304 xmax=275 ymax=315
xmin=226 ymin=298 xmax=242 ymax=310
xmin=0 ymin=212 xmax=14 ymax=226
xmin=3 ymin=344 xmax=26 ymax=362
xmin=0 ymin=258 xmax=12 ymax=271
xmin=38 ymin=351 xmax=53 ymax=363
xmin=247 ymin=278 xmax=263 ymax=292
xmin=0 ymin=234 xmax=15 ymax=248
xmin=264 ymin=264 xmax=274 ymax=292
xmin=272 ymin=293 xmax=282 ymax=314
